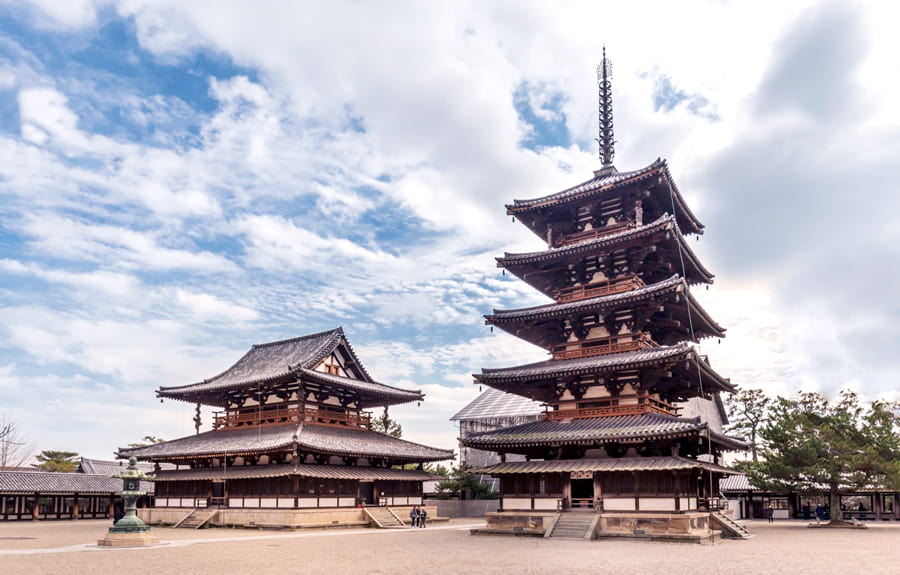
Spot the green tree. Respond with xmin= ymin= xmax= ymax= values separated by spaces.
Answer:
xmin=34 ymin=450 xmax=80 ymax=473
xmin=127 ymin=435 xmax=166 ymax=448
xmin=424 ymin=463 xmax=450 ymax=477
xmin=746 ymin=390 xmax=900 ymax=525
xmin=724 ymin=387 xmax=772 ymax=462
xmin=433 ymin=467 xmax=496 ymax=500
xmin=371 ymin=408 xmax=402 ymax=438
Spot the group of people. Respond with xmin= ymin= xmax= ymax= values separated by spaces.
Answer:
xmin=408 ymin=505 xmax=427 ymax=528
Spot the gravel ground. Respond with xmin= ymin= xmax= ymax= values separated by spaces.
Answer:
xmin=1 ymin=518 xmax=898 ymax=575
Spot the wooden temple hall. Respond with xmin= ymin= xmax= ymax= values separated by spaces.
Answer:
xmin=462 ymin=51 xmax=750 ymax=541
xmin=119 ymin=328 xmax=452 ymax=528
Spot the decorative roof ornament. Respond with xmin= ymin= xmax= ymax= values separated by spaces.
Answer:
xmin=595 ymin=45 xmax=616 ymax=174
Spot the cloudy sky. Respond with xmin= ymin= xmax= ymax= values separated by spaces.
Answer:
xmin=1 ymin=0 xmax=897 ymax=462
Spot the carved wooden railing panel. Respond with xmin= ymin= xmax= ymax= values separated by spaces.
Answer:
xmin=546 ymin=395 xmax=680 ymax=420
xmin=556 ymin=221 xmax=635 ymax=247
xmin=213 ymin=405 xmax=372 ymax=430
xmin=551 ymin=332 xmax=655 ymax=360
xmin=554 ymin=275 xmax=644 ymax=303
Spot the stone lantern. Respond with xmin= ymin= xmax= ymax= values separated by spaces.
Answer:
xmin=98 ymin=456 xmax=161 ymax=547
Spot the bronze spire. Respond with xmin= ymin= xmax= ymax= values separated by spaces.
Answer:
xmin=596 ymin=46 xmax=615 ymax=172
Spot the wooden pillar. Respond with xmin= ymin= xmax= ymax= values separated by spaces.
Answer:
xmin=593 ymin=472 xmax=602 ymax=510
xmin=633 ymin=472 xmax=640 ymax=511
xmin=108 ymin=499 xmax=115 ymax=518
xmin=32 ymin=495 xmax=39 ymax=520
xmin=73 ymin=495 xmax=80 ymax=520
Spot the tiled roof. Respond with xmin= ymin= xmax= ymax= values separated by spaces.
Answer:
xmin=119 ymin=424 xmax=298 ymax=459
xmin=487 ymin=275 xmax=684 ymax=321
xmin=297 ymin=368 xmax=423 ymax=406
xmin=159 ymin=328 xmax=344 ymax=398
xmin=460 ymin=412 xmax=704 ymax=449
xmin=500 ymin=214 xmax=674 ymax=265
xmin=498 ymin=216 xmax=713 ymax=286
xmin=77 ymin=457 xmax=174 ymax=475
xmin=297 ymin=424 xmax=454 ymax=462
xmin=119 ymin=423 xmax=453 ymax=463
xmin=0 ymin=471 xmax=153 ymax=494
xmin=719 ymin=474 xmax=758 ymax=492
xmin=506 ymin=159 xmax=704 ymax=234
xmin=476 ymin=343 xmax=693 ymax=382
xmin=472 ymin=455 xmax=735 ymax=475
xmin=450 ymin=388 xmax=544 ymax=421
xmin=152 ymin=463 xmax=438 ymax=482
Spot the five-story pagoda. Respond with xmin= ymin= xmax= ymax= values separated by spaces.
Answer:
xmin=464 ymin=51 xmax=747 ymax=541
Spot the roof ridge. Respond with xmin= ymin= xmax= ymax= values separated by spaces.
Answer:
xmin=252 ymin=327 xmax=343 ymax=349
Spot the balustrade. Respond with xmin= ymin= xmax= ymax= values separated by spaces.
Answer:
xmin=551 ymin=332 xmax=655 ymax=360
xmin=556 ymin=221 xmax=635 ymax=247
xmin=554 ymin=275 xmax=644 ymax=303
xmin=213 ymin=405 xmax=372 ymax=430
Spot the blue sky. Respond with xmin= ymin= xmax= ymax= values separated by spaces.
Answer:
xmin=1 ymin=0 xmax=898 ymax=462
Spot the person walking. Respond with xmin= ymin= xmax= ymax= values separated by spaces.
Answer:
xmin=767 ymin=504 xmax=774 ymax=524
xmin=419 ymin=506 xmax=427 ymax=528
xmin=409 ymin=506 xmax=419 ymax=528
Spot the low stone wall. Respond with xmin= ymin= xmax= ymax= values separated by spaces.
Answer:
xmin=139 ymin=505 xmax=438 ymax=529
xmin=435 ymin=499 xmax=500 ymax=518
xmin=477 ymin=511 xmax=556 ymax=535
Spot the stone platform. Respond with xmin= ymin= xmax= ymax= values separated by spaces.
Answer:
xmin=97 ymin=531 xmax=162 ymax=547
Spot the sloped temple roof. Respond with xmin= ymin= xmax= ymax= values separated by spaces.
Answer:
xmin=118 ymin=422 xmax=453 ymax=463
xmin=156 ymin=328 xmax=424 ymax=408
xmin=497 ymin=215 xmax=714 ymax=292
xmin=486 ymin=274 xmax=725 ymax=345
xmin=472 ymin=455 xmax=736 ymax=476
xmin=507 ymin=159 xmax=704 ymax=236
xmin=460 ymin=412 xmax=747 ymax=452
xmin=474 ymin=342 xmax=733 ymax=403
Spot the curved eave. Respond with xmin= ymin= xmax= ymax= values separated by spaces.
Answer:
xmin=474 ymin=343 xmax=695 ymax=385
xmin=297 ymin=442 xmax=454 ymax=463
xmin=157 ymin=328 xmax=345 ymax=405
xmin=707 ymin=429 xmax=750 ymax=452
xmin=296 ymin=368 xmax=424 ymax=408
xmin=506 ymin=159 xmax=704 ymax=235
xmin=487 ymin=275 xmax=683 ymax=323
xmin=497 ymin=216 xmax=714 ymax=285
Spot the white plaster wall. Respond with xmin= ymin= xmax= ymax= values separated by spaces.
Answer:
xmin=603 ymin=497 xmax=636 ymax=511
xmin=640 ymin=498 xmax=676 ymax=511
xmin=503 ymin=498 xmax=532 ymax=510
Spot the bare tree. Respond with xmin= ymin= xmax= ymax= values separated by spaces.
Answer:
xmin=0 ymin=414 xmax=38 ymax=469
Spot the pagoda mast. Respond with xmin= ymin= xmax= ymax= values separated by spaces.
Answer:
xmin=596 ymin=46 xmax=615 ymax=173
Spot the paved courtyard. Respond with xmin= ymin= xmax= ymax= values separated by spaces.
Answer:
xmin=1 ymin=519 xmax=898 ymax=575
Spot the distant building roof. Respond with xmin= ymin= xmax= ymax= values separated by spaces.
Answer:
xmin=0 ymin=470 xmax=153 ymax=494
xmin=720 ymin=474 xmax=759 ymax=492
xmin=450 ymin=388 xmax=544 ymax=421
xmin=77 ymin=457 xmax=173 ymax=475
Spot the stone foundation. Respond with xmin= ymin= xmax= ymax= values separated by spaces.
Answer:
xmin=97 ymin=532 xmax=162 ymax=547
xmin=473 ymin=510 xmax=718 ymax=542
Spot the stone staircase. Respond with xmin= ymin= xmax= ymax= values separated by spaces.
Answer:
xmin=173 ymin=508 xmax=218 ymax=529
xmin=364 ymin=506 xmax=405 ymax=528
xmin=711 ymin=511 xmax=753 ymax=539
xmin=549 ymin=513 xmax=596 ymax=539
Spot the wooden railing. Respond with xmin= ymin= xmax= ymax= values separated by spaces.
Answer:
xmin=556 ymin=221 xmax=635 ymax=247
xmin=552 ymin=333 xmax=656 ymax=360
xmin=213 ymin=405 xmax=372 ymax=430
xmin=545 ymin=395 xmax=680 ymax=420
xmin=554 ymin=275 xmax=644 ymax=303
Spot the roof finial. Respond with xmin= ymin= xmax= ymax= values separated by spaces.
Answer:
xmin=596 ymin=45 xmax=616 ymax=173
